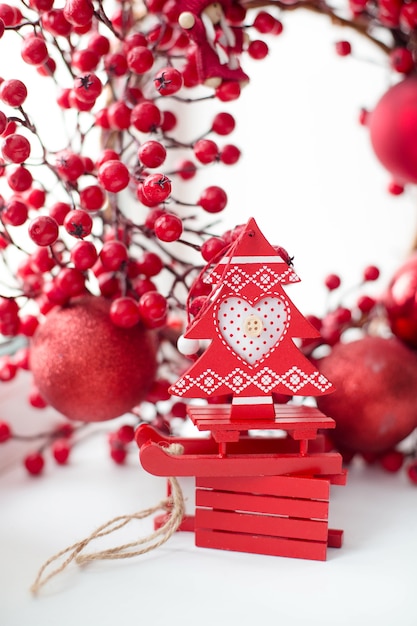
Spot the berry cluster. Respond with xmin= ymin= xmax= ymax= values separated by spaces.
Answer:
xmin=0 ymin=1 xmax=282 ymax=474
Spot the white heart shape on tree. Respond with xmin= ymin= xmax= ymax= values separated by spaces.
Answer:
xmin=216 ymin=296 xmax=289 ymax=365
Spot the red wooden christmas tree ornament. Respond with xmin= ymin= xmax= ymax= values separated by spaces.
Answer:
xmin=136 ymin=218 xmax=347 ymax=561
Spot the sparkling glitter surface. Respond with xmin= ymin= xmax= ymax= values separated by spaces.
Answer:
xmin=317 ymin=336 xmax=417 ymax=453
xmin=30 ymin=296 xmax=158 ymax=421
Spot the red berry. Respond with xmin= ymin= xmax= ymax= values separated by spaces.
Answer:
xmin=104 ymin=52 xmax=128 ymax=77
xmin=2 ymin=198 xmax=28 ymax=226
xmin=95 ymin=149 xmax=120 ymax=169
xmin=110 ymin=297 xmax=140 ymax=328
xmin=358 ymin=107 xmax=369 ymax=126
xmin=170 ymin=401 xmax=188 ymax=419
xmin=98 ymin=272 xmax=120 ymax=297
xmin=52 ymin=439 xmax=71 ymax=464
xmin=201 ymin=236 xmax=227 ymax=261
xmin=406 ymin=460 xmax=417 ymax=484
xmin=37 ymin=57 xmax=56 ymax=77
xmin=123 ymin=32 xmax=147 ymax=53
xmin=248 ymin=40 xmax=269 ymax=60
xmin=138 ymin=140 xmax=166 ymax=168
xmin=18 ymin=315 xmax=39 ymax=337
xmin=28 ymin=386 xmax=48 ymax=408
xmin=2 ymin=120 xmax=17 ymax=137
xmin=0 ymin=3 xmax=22 ymax=26
xmin=0 ymin=296 xmax=19 ymax=325
xmin=220 ymin=144 xmax=241 ymax=165
xmin=400 ymin=2 xmax=417 ymax=31
xmin=324 ymin=273 xmax=341 ymax=290
xmin=25 ymin=186 xmax=46 ymax=209
xmin=88 ymin=32 xmax=110 ymax=56
xmin=253 ymin=11 xmax=281 ymax=34
xmin=64 ymin=209 xmax=93 ymax=238
xmin=79 ymin=184 xmax=106 ymax=211
xmin=0 ymin=79 xmax=27 ymax=107
xmin=388 ymin=181 xmax=405 ymax=196
xmin=63 ymin=0 xmax=94 ymax=26
xmin=198 ymin=185 xmax=228 ymax=213
xmin=7 ymin=165 xmax=32 ymax=191
xmin=176 ymin=159 xmax=197 ymax=180
xmin=0 ymin=420 xmax=11 ymax=442
xmin=194 ymin=139 xmax=219 ymax=164
xmin=379 ymin=449 xmax=404 ymax=472
xmin=110 ymin=445 xmax=127 ymax=464
xmin=215 ymin=81 xmax=241 ymax=102
xmin=133 ymin=277 xmax=156 ymax=298
xmin=55 ymin=267 xmax=86 ymax=297
xmin=131 ymin=101 xmax=162 ymax=132
xmin=189 ymin=294 xmax=208 ymax=317
xmin=127 ymin=45 xmax=154 ymax=74
xmin=154 ymin=212 xmax=183 ymax=242
xmin=161 ymin=110 xmax=177 ymax=131
xmin=390 ymin=47 xmax=414 ymax=74
xmin=49 ymin=201 xmax=71 ymax=224
xmin=21 ymin=35 xmax=48 ymax=66
xmin=24 ymin=452 xmax=45 ymax=475
xmin=72 ymin=48 xmax=99 ymax=72
xmin=107 ymin=101 xmax=131 ymax=130
xmin=56 ymin=87 xmax=71 ymax=109
xmin=55 ymin=150 xmax=85 ymax=182
xmin=98 ymin=160 xmax=130 ymax=193
xmin=357 ymin=295 xmax=376 ymax=313
xmin=73 ymin=72 xmax=102 ymax=102
xmin=146 ymin=378 xmax=171 ymax=402
xmin=100 ymin=240 xmax=128 ymax=270
xmin=142 ymin=173 xmax=172 ymax=203
xmin=70 ymin=240 xmax=98 ymax=270
xmin=136 ymin=251 xmax=163 ymax=277
xmin=115 ymin=424 xmax=135 ymax=444
xmin=363 ymin=265 xmax=380 ymax=281
xmin=212 ymin=112 xmax=236 ymax=135
xmin=154 ymin=67 xmax=183 ymax=95
xmin=139 ymin=291 xmax=168 ymax=328
xmin=30 ymin=247 xmax=55 ymax=272
xmin=2 ymin=133 xmax=31 ymax=163
xmin=0 ymin=110 xmax=7 ymax=135
xmin=335 ymin=41 xmax=352 ymax=57
xmin=28 ymin=215 xmax=59 ymax=246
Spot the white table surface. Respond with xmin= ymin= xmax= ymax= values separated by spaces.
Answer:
xmin=1 ymin=401 xmax=417 ymax=626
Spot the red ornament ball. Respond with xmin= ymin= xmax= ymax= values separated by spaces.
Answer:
xmin=383 ymin=253 xmax=417 ymax=348
xmin=29 ymin=295 xmax=158 ymax=421
xmin=369 ymin=77 xmax=417 ymax=184
xmin=316 ymin=336 xmax=417 ymax=454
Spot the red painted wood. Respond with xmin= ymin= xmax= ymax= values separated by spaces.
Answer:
xmin=195 ymin=529 xmax=327 ymax=561
xmin=323 ymin=469 xmax=348 ymax=486
xmin=195 ymin=509 xmax=329 ymax=542
xmin=190 ymin=405 xmax=327 ymax=418
xmin=327 ymin=529 xmax=344 ymax=548
xmin=139 ymin=441 xmax=343 ymax=477
xmin=188 ymin=404 xmax=336 ymax=441
xmin=196 ymin=475 xmax=331 ymax=500
xmin=154 ymin=512 xmax=195 ymax=532
xmin=136 ymin=424 xmax=335 ymax=457
xmin=195 ymin=489 xmax=329 ymax=520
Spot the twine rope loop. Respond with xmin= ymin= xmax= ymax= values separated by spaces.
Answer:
xmin=30 ymin=444 xmax=185 ymax=595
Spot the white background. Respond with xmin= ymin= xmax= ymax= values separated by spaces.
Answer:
xmin=1 ymin=7 xmax=417 ymax=626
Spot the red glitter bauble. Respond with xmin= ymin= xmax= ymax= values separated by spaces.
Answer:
xmin=383 ymin=253 xmax=417 ymax=348
xmin=369 ymin=77 xmax=417 ymax=185
xmin=316 ymin=336 xmax=417 ymax=454
xmin=29 ymin=295 xmax=158 ymax=421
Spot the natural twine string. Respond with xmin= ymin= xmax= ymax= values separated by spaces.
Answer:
xmin=30 ymin=443 xmax=185 ymax=595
